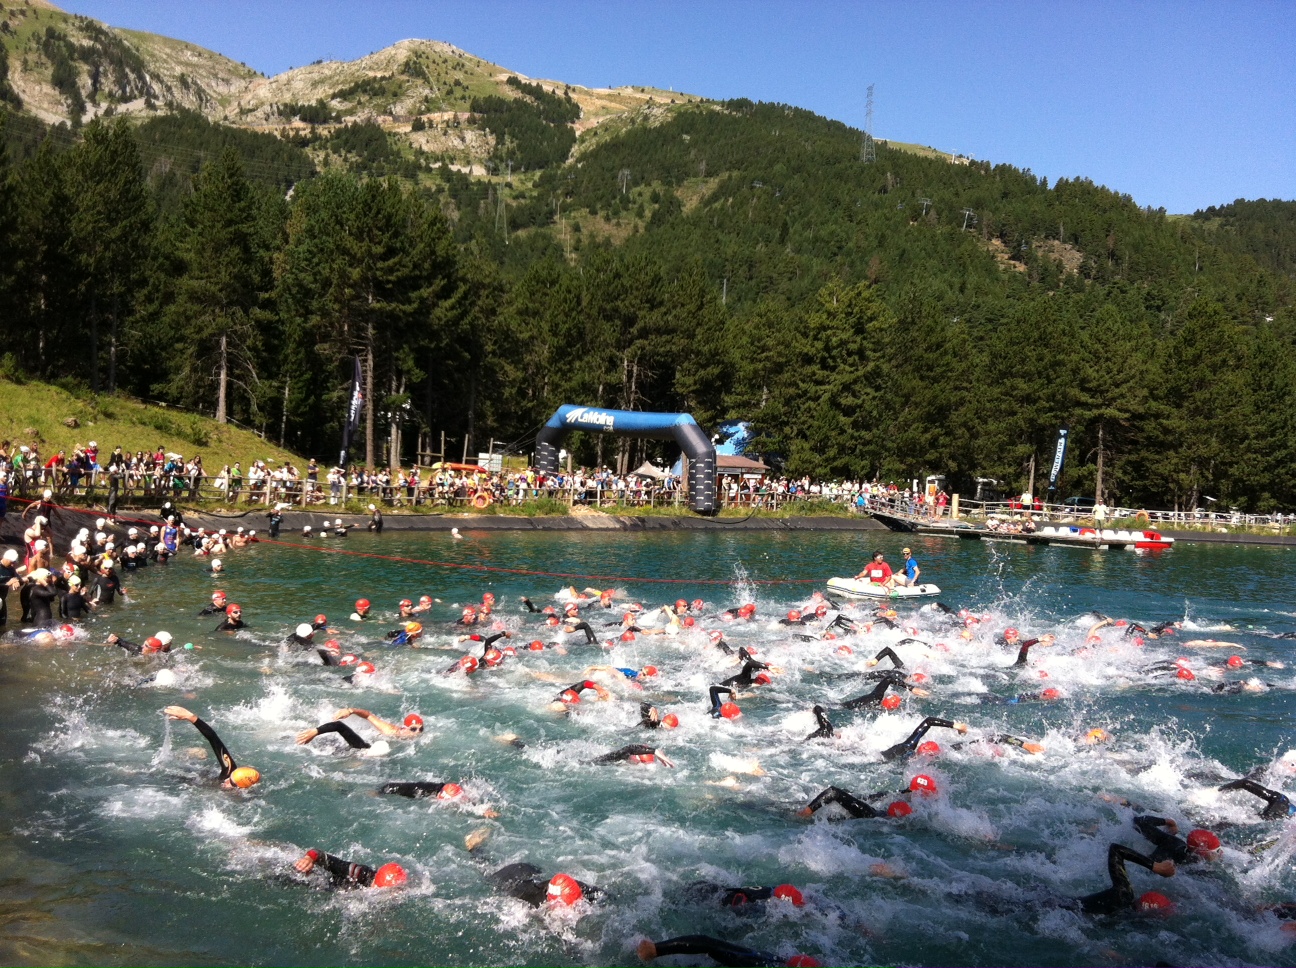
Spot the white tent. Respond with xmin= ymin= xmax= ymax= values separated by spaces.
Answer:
xmin=629 ymin=462 xmax=670 ymax=480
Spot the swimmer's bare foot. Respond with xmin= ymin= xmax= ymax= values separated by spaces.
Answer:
xmin=870 ymin=862 xmax=906 ymax=879
xmin=464 ymin=827 xmax=491 ymax=852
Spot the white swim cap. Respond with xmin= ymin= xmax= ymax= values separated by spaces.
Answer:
xmin=1 ymin=550 xmax=17 ymax=562
xmin=42 ymin=489 xmax=52 ymax=500
xmin=211 ymin=558 xmax=223 ymax=569
xmin=33 ymin=539 xmax=47 ymax=550
xmin=96 ymin=518 xmax=107 ymax=529
xmin=156 ymin=631 xmax=173 ymax=646
xmin=296 ymin=623 xmax=313 ymax=638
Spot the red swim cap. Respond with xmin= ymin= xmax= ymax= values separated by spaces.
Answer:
xmin=529 ymin=640 xmax=545 ymax=651
xmin=787 ymin=610 xmax=802 ymax=622
xmin=691 ymin=599 xmax=704 ymax=611
xmin=641 ymin=665 xmax=658 ymax=677
xmin=910 ymin=774 xmax=937 ymax=795
xmin=754 ymin=672 xmax=772 ymax=686
xmin=314 ymin=614 xmax=327 ymax=625
xmin=786 ymin=956 xmax=821 ymax=967
xmin=916 ymin=741 xmax=941 ymax=756
xmin=1041 ymin=687 xmax=1061 ymax=700
xmin=420 ymin=596 xmax=433 ymax=606
xmin=482 ymin=592 xmax=496 ymax=603
xmin=403 ymin=713 xmax=423 ymax=729
xmin=323 ymin=639 xmax=341 ymax=654
xmin=1177 ymin=667 xmax=1196 ymax=681
xmin=458 ymin=655 xmax=478 ymax=673
xmin=682 ymin=616 xmax=695 ymax=628
xmin=719 ymin=701 xmax=742 ymax=720
xmin=887 ymin=800 xmax=913 ymax=818
xmin=629 ymin=752 xmax=656 ymax=765
xmin=560 ymin=689 xmax=580 ymax=704
xmin=226 ymin=603 xmax=241 ymax=614
xmin=1187 ymin=829 xmax=1221 ymax=854
xmin=815 ymin=604 xmax=829 ymax=618
xmin=143 ymin=636 xmax=163 ymax=653
xmin=356 ymin=661 xmax=376 ymax=675
xmin=437 ymin=782 xmax=463 ymax=799
xmin=675 ymin=599 xmax=688 ymax=611
xmin=355 ymin=598 xmax=370 ymax=610
xmin=1227 ymin=655 xmax=1244 ymax=669
xmin=772 ymin=884 xmax=805 ymax=906
xmin=620 ymin=630 xmax=636 ymax=642
xmin=340 ymin=653 xmax=359 ymax=666
xmin=910 ymin=672 xmax=928 ymax=684
xmin=400 ymin=599 xmax=413 ymax=608
xmin=661 ymin=713 xmax=679 ymax=728
xmin=546 ymin=616 xmax=560 ymax=627
xmin=373 ymin=863 xmax=407 ymax=888
xmin=1138 ymin=891 xmax=1174 ymax=914
xmin=546 ymin=873 xmax=582 ymax=905
xmin=709 ymin=630 xmax=724 ymax=643
xmin=881 ymin=694 xmax=902 ymax=710
xmin=212 ymin=590 xmax=226 ymax=601
xmin=1004 ymin=627 xmax=1019 ymax=638
xmin=835 ymin=644 xmax=852 ymax=656
xmin=739 ymin=603 xmax=756 ymax=617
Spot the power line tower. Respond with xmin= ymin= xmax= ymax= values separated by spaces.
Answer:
xmin=618 ymin=168 xmax=632 ymax=195
xmin=860 ymin=84 xmax=876 ymax=163
xmin=918 ymin=197 xmax=932 ymax=217
xmin=960 ymin=207 xmax=977 ymax=231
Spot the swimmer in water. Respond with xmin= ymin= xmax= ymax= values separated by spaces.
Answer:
xmin=865 ymin=646 xmax=906 ymax=670
xmin=639 ymin=702 xmax=679 ymax=730
xmin=552 ymin=679 xmax=612 ymax=708
xmin=978 ymin=688 xmax=1063 ymax=705
xmin=292 ymin=849 xmax=407 ymax=889
xmin=585 ymin=743 xmax=675 ymax=767
xmin=881 ymin=717 xmax=969 ymax=761
xmin=1069 ymin=843 xmax=1176 ymax=915
xmin=198 ymin=590 xmax=228 ymax=615
xmin=487 ymin=863 xmax=602 ymax=907
xmin=329 ymin=708 xmax=424 ymax=740
xmin=214 ymin=603 xmax=245 ymax=631
xmin=840 ymin=669 xmax=930 ymax=709
xmin=350 ymin=598 xmax=371 ymax=622
xmin=59 ymin=575 xmax=88 ymax=620
xmin=1218 ymin=778 xmax=1296 ymax=819
xmin=682 ymin=881 xmax=806 ymax=910
xmin=708 ymin=685 xmax=737 ymax=718
xmin=721 ymin=656 xmax=775 ymax=689
xmin=806 ymin=706 xmax=836 ymax=740
xmin=1132 ymin=816 xmax=1222 ymax=864
xmin=1011 ymin=634 xmax=1055 ymax=667
xmin=286 ymin=623 xmax=315 ymax=647
xmin=387 ymin=621 xmax=424 ymax=646
xmin=637 ymin=935 xmax=819 ymax=967
xmin=162 ymin=705 xmax=260 ymax=789
xmin=797 ymin=783 xmax=925 ymax=819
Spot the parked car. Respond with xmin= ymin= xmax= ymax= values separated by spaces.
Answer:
xmin=1063 ymin=496 xmax=1096 ymax=511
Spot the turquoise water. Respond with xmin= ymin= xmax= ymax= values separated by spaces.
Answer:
xmin=3 ymin=530 xmax=1296 ymax=966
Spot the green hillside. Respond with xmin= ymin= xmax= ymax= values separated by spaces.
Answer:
xmin=0 ymin=377 xmax=300 ymax=468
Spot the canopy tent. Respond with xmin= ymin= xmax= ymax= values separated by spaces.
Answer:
xmin=629 ymin=462 xmax=670 ymax=481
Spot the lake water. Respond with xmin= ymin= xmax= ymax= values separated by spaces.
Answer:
xmin=3 ymin=529 xmax=1296 ymax=966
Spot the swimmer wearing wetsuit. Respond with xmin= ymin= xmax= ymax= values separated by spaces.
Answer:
xmin=163 ymin=705 xmax=259 ymax=788
xmin=881 ymin=717 xmax=969 ymax=761
xmin=379 ymin=781 xmax=459 ymax=799
xmin=638 ymin=935 xmax=816 ymax=967
xmin=198 ymin=592 xmax=228 ymax=615
xmin=586 ymin=744 xmax=674 ymax=766
xmin=841 ymin=670 xmax=928 ymax=709
xmin=1072 ymin=843 xmax=1174 ymax=915
xmin=1219 ymin=778 xmax=1296 ymax=819
xmin=682 ymin=882 xmax=805 ymax=909
xmin=806 ymin=705 xmax=835 ymax=740
xmin=798 ymin=785 xmax=885 ymax=819
xmin=721 ymin=659 xmax=771 ymax=689
xmin=214 ymin=605 xmax=245 ymax=631
xmin=1012 ymin=634 xmax=1055 ymax=667
xmin=59 ymin=578 xmax=88 ymax=619
xmin=1133 ymin=816 xmax=1221 ymax=864
xmin=488 ymin=863 xmax=602 ymax=906
xmin=867 ymin=646 xmax=906 ymax=670
xmin=555 ymin=679 xmax=611 ymax=705
xmin=292 ymin=849 xmax=403 ymax=889
xmin=708 ymin=685 xmax=736 ymax=717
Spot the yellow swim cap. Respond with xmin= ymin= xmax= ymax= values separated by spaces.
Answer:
xmin=230 ymin=767 xmax=261 ymax=788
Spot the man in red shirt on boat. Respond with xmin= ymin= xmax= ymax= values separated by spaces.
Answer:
xmin=855 ymin=551 xmax=895 ymax=589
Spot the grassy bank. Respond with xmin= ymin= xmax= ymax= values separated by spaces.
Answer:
xmin=0 ymin=378 xmax=302 ymax=469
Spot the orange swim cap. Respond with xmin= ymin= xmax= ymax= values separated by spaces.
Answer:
xmin=546 ymin=873 xmax=583 ymax=905
xmin=719 ymin=701 xmax=742 ymax=720
xmin=373 ymin=863 xmax=408 ymax=888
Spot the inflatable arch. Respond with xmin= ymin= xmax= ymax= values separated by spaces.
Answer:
xmin=535 ymin=405 xmax=717 ymax=514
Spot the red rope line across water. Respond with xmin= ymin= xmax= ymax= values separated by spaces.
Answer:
xmin=7 ymin=497 xmax=825 ymax=586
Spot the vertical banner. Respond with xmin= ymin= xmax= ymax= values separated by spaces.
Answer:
xmin=338 ymin=357 xmax=363 ymax=467
xmin=1047 ymin=427 xmax=1069 ymax=491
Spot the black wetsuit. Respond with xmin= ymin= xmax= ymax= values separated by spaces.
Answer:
xmin=708 ymin=685 xmax=735 ymax=717
xmin=368 ymin=510 xmax=383 ymax=534
xmin=27 ymin=584 xmax=57 ymax=624
xmin=487 ymin=863 xmax=601 ymax=907
xmin=267 ymin=510 xmax=282 ymax=539
xmin=287 ymin=633 xmax=314 ymax=648
xmin=60 ymin=589 xmax=87 ymax=619
xmin=214 ymin=616 xmax=246 ymax=632
xmin=803 ymin=785 xmax=881 ymax=819
xmin=721 ymin=659 xmax=770 ymax=689
xmin=188 ymin=716 xmax=239 ymax=784
xmin=0 ymin=561 xmax=19 ymax=625
xmin=556 ymin=679 xmax=601 ymax=703
xmin=379 ymin=781 xmax=454 ymax=799
xmin=871 ymin=646 xmax=905 ymax=669
xmin=683 ymin=882 xmax=787 ymax=908
xmin=564 ymin=620 xmax=597 ymax=644
xmin=806 ymin=705 xmax=835 ymax=740
xmin=588 ymin=743 xmax=658 ymax=764
xmin=710 ymin=634 xmax=735 ymax=655
xmin=91 ymin=572 xmax=122 ymax=606
xmin=1013 ymin=638 xmax=1042 ymax=667
xmin=1075 ymin=844 xmax=1159 ymax=915
xmin=640 ymin=702 xmax=663 ymax=729
xmin=309 ymin=850 xmax=376 ymax=889
xmin=521 ymin=597 xmax=540 ymax=613
xmin=310 ymin=721 xmax=371 ymax=749
xmin=881 ymin=717 xmax=959 ymax=761
xmin=642 ymin=935 xmax=783 ymax=967
xmin=842 ymin=670 xmax=911 ymax=709
xmin=1132 ymin=816 xmax=1200 ymax=865
xmin=1212 ymin=680 xmax=1271 ymax=695
xmin=1219 ymin=778 xmax=1295 ymax=819
xmin=198 ymin=602 xmax=227 ymax=616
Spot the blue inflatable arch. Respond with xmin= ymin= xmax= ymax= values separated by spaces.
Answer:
xmin=535 ymin=405 xmax=717 ymax=514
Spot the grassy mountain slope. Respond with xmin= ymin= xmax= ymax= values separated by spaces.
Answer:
xmin=0 ymin=378 xmax=300 ymax=469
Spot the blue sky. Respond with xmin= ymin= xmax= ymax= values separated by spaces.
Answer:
xmin=58 ymin=0 xmax=1294 ymax=213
